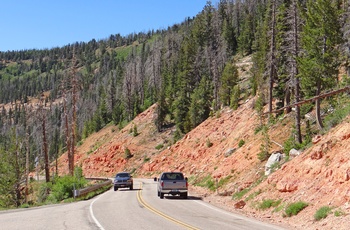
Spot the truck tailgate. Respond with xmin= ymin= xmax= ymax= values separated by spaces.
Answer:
xmin=163 ymin=181 xmax=187 ymax=190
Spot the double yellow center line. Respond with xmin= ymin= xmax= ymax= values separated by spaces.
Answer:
xmin=137 ymin=183 xmax=199 ymax=230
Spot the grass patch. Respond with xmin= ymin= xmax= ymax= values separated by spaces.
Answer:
xmin=233 ymin=175 xmax=265 ymax=201
xmin=217 ymin=175 xmax=232 ymax=187
xmin=324 ymin=98 xmax=350 ymax=130
xmin=232 ymin=188 xmax=250 ymax=200
xmin=238 ymin=139 xmax=245 ymax=147
xmin=87 ymin=141 xmax=103 ymax=155
xmin=143 ymin=156 xmax=151 ymax=162
xmin=284 ymin=201 xmax=308 ymax=217
xmin=334 ymin=209 xmax=346 ymax=217
xmin=273 ymin=203 xmax=286 ymax=213
xmin=245 ymin=189 xmax=261 ymax=201
xmin=258 ymin=199 xmax=282 ymax=210
xmin=78 ymin=184 xmax=112 ymax=201
xmin=314 ymin=206 xmax=332 ymax=221
xmin=155 ymin=144 xmax=164 ymax=150
xmin=194 ymin=175 xmax=216 ymax=191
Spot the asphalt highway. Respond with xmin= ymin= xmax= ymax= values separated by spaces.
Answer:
xmin=0 ymin=178 xmax=287 ymax=230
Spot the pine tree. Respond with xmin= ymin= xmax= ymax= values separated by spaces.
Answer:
xmin=188 ymin=75 xmax=212 ymax=130
xmin=219 ymin=61 xmax=239 ymax=106
xmin=0 ymin=129 xmax=25 ymax=208
xmin=299 ymin=0 xmax=342 ymax=129
xmin=231 ymin=84 xmax=240 ymax=110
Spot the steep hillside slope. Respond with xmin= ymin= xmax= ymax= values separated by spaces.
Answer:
xmin=248 ymin=116 xmax=350 ymax=229
xmin=54 ymin=96 xmax=350 ymax=229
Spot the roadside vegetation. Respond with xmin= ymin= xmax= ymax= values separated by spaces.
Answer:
xmin=284 ymin=201 xmax=308 ymax=217
xmin=2 ymin=167 xmax=111 ymax=210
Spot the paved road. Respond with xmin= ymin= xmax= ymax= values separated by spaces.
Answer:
xmin=0 ymin=179 xmax=287 ymax=230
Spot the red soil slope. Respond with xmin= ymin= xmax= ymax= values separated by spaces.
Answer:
xmin=54 ymin=96 xmax=350 ymax=229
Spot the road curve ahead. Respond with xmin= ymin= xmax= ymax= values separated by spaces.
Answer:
xmin=92 ymin=178 xmax=286 ymax=230
xmin=0 ymin=179 xmax=287 ymax=230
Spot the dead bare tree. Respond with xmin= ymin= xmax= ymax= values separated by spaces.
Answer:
xmin=25 ymin=125 xmax=30 ymax=203
xmin=123 ymin=60 xmax=135 ymax=121
xmin=267 ymin=86 xmax=350 ymax=114
xmin=267 ymin=0 xmax=278 ymax=117
xmin=39 ymin=98 xmax=50 ymax=182
xmin=285 ymin=0 xmax=303 ymax=143
xmin=70 ymin=48 xmax=78 ymax=176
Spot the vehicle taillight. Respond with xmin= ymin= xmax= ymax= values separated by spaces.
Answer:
xmin=161 ymin=181 xmax=164 ymax=188
xmin=186 ymin=181 xmax=188 ymax=188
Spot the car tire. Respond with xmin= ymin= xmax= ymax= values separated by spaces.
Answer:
xmin=160 ymin=193 xmax=164 ymax=199
xmin=114 ymin=187 xmax=118 ymax=191
xmin=130 ymin=185 xmax=133 ymax=190
xmin=157 ymin=191 xmax=160 ymax=197
xmin=182 ymin=192 xmax=188 ymax=199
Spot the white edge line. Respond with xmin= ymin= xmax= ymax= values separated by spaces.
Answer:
xmin=90 ymin=191 xmax=109 ymax=230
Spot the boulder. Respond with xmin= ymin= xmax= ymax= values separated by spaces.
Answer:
xmin=289 ymin=148 xmax=301 ymax=158
xmin=224 ymin=148 xmax=236 ymax=157
xmin=234 ymin=200 xmax=246 ymax=209
xmin=265 ymin=152 xmax=282 ymax=176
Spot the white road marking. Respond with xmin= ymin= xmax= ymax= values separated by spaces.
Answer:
xmin=90 ymin=191 xmax=109 ymax=230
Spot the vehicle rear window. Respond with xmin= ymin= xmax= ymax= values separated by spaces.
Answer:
xmin=162 ymin=173 xmax=184 ymax=180
xmin=116 ymin=173 xmax=129 ymax=178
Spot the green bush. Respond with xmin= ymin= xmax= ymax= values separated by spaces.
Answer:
xmin=259 ymin=199 xmax=282 ymax=210
xmin=284 ymin=201 xmax=308 ymax=217
xmin=324 ymin=103 xmax=350 ymax=130
xmin=334 ymin=209 xmax=345 ymax=217
xmin=314 ymin=206 xmax=332 ymax=221
xmin=206 ymin=138 xmax=213 ymax=147
xmin=124 ymin=147 xmax=132 ymax=159
xmin=37 ymin=182 xmax=53 ymax=203
xmin=283 ymin=133 xmax=311 ymax=156
xmin=300 ymin=104 xmax=313 ymax=117
xmin=48 ymin=174 xmax=88 ymax=202
xmin=132 ymin=124 xmax=139 ymax=137
xmin=257 ymin=151 xmax=270 ymax=161
xmin=143 ymin=156 xmax=150 ymax=162
xmin=254 ymin=125 xmax=264 ymax=134
xmin=238 ymin=139 xmax=245 ymax=147
xmin=155 ymin=144 xmax=164 ymax=150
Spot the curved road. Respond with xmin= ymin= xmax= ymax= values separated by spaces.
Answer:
xmin=0 ymin=179 xmax=287 ymax=230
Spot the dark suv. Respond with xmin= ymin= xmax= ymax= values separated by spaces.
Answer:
xmin=113 ymin=172 xmax=133 ymax=191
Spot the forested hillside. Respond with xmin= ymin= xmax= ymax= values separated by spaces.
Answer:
xmin=1 ymin=0 xmax=350 ymax=209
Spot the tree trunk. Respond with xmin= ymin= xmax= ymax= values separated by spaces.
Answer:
xmin=42 ymin=108 xmax=50 ymax=183
xmin=15 ymin=143 xmax=21 ymax=207
xmin=268 ymin=0 xmax=277 ymax=117
xmin=25 ymin=129 xmax=30 ymax=203
xmin=292 ymin=0 xmax=302 ymax=144
xmin=285 ymin=88 xmax=291 ymax=113
xmin=64 ymin=96 xmax=72 ymax=176
xmin=70 ymin=51 xmax=77 ymax=176
xmin=315 ymin=79 xmax=324 ymax=129
xmin=295 ymin=76 xmax=302 ymax=143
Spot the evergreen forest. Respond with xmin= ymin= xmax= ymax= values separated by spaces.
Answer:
xmin=1 ymin=0 xmax=350 ymax=208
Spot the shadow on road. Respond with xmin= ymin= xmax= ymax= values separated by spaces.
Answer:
xmin=163 ymin=195 xmax=202 ymax=200
xmin=113 ymin=188 xmax=141 ymax=192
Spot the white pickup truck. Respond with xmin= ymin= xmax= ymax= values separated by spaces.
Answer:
xmin=156 ymin=172 xmax=188 ymax=199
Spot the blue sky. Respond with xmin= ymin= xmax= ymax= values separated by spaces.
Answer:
xmin=1 ymin=0 xmax=219 ymax=52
